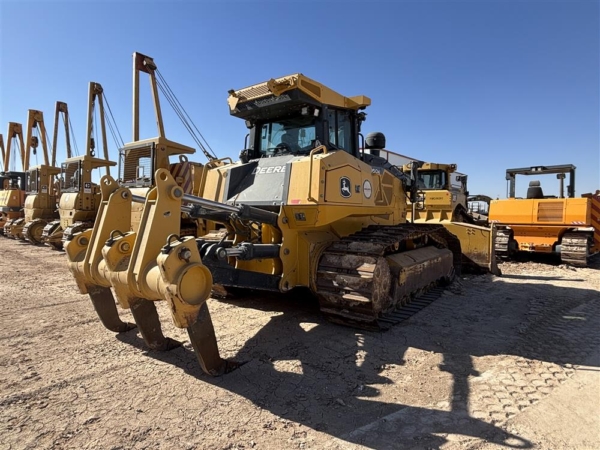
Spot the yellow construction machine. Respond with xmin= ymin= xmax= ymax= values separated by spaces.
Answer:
xmin=5 ymin=107 xmax=67 ymax=242
xmin=0 ymin=123 xmax=27 ymax=236
xmin=403 ymin=162 xmax=472 ymax=222
xmin=64 ymin=52 xmax=223 ymax=362
xmin=41 ymin=83 xmax=117 ymax=249
xmin=65 ymin=60 xmax=498 ymax=375
xmin=489 ymin=164 xmax=600 ymax=266
xmin=400 ymin=161 xmax=497 ymax=272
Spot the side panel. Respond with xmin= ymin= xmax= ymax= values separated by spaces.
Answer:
xmin=586 ymin=193 xmax=600 ymax=252
xmin=564 ymin=198 xmax=592 ymax=225
xmin=490 ymin=198 xmax=591 ymax=226
xmin=489 ymin=199 xmax=535 ymax=224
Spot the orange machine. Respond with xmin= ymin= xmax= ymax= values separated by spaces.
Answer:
xmin=489 ymin=164 xmax=599 ymax=267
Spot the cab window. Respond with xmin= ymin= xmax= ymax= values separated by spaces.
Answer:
xmin=258 ymin=117 xmax=316 ymax=156
xmin=327 ymin=109 xmax=354 ymax=153
xmin=417 ymin=170 xmax=447 ymax=190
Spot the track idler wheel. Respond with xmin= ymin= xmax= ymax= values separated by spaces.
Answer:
xmin=24 ymin=219 xmax=47 ymax=244
xmin=129 ymin=298 xmax=181 ymax=351
xmin=87 ymin=285 xmax=136 ymax=333
xmin=42 ymin=220 xmax=64 ymax=250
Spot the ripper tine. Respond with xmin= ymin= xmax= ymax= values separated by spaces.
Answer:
xmin=87 ymin=285 xmax=135 ymax=333
xmin=186 ymin=303 xmax=228 ymax=376
xmin=129 ymin=298 xmax=181 ymax=351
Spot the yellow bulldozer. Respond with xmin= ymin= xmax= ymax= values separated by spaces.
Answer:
xmin=0 ymin=123 xmax=27 ymax=236
xmin=489 ymin=164 xmax=600 ymax=267
xmin=400 ymin=160 xmax=497 ymax=272
xmin=403 ymin=162 xmax=471 ymax=222
xmin=4 ymin=107 xmax=68 ymax=242
xmin=65 ymin=55 xmax=498 ymax=375
xmin=41 ymin=82 xmax=117 ymax=249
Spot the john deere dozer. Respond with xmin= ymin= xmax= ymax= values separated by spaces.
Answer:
xmin=1 ymin=123 xmax=27 ymax=236
xmin=41 ymin=83 xmax=117 ymax=250
xmin=65 ymin=55 xmax=498 ymax=375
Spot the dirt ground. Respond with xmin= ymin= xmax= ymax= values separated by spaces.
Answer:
xmin=0 ymin=238 xmax=598 ymax=450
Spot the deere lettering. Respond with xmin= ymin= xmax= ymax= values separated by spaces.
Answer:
xmin=252 ymin=165 xmax=286 ymax=175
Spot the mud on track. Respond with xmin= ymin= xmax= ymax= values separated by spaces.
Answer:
xmin=1 ymin=238 xmax=598 ymax=449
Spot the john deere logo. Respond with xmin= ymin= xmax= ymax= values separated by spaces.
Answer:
xmin=340 ymin=176 xmax=351 ymax=198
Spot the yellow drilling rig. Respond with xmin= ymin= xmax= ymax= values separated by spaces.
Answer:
xmin=0 ymin=123 xmax=27 ymax=236
xmin=41 ymin=83 xmax=117 ymax=249
xmin=65 ymin=54 xmax=497 ymax=376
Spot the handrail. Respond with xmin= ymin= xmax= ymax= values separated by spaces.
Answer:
xmin=307 ymin=145 xmax=328 ymax=202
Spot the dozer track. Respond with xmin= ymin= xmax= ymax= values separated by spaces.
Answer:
xmin=494 ymin=228 xmax=512 ymax=259
xmin=561 ymin=231 xmax=592 ymax=267
xmin=23 ymin=219 xmax=48 ymax=245
xmin=4 ymin=218 xmax=25 ymax=240
xmin=41 ymin=220 xmax=64 ymax=250
xmin=315 ymin=224 xmax=462 ymax=330
xmin=62 ymin=221 xmax=91 ymax=244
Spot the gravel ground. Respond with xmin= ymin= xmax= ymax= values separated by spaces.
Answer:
xmin=0 ymin=238 xmax=598 ymax=449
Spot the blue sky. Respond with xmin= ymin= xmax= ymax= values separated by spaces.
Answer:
xmin=1 ymin=0 xmax=598 ymax=198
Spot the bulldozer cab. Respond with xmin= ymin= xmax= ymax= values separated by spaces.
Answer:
xmin=60 ymin=157 xmax=116 ymax=193
xmin=506 ymin=164 xmax=576 ymax=199
xmin=408 ymin=163 xmax=466 ymax=192
xmin=25 ymin=161 xmax=61 ymax=196
xmin=229 ymin=74 xmax=370 ymax=160
xmin=60 ymin=160 xmax=82 ymax=193
xmin=117 ymin=52 xmax=200 ymax=190
xmin=401 ymin=162 xmax=472 ymax=223
xmin=0 ymin=172 xmax=26 ymax=190
xmin=118 ymin=139 xmax=194 ymax=188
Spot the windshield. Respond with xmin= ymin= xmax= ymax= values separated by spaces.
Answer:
xmin=258 ymin=116 xmax=316 ymax=156
xmin=61 ymin=161 xmax=81 ymax=192
xmin=27 ymin=169 xmax=39 ymax=193
xmin=119 ymin=145 xmax=154 ymax=188
xmin=416 ymin=170 xmax=447 ymax=190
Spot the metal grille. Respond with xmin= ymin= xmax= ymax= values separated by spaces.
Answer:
xmin=237 ymin=84 xmax=271 ymax=100
xmin=537 ymin=202 xmax=564 ymax=222
xmin=119 ymin=144 xmax=155 ymax=188
xmin=27 ymin=169 xmax=39 ymax=193
xmin=61 ymin=161 xmax=81 ymax=192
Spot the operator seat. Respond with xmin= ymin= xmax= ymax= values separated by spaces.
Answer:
xmin=526 ymin=180 xmax=544 ymax=199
